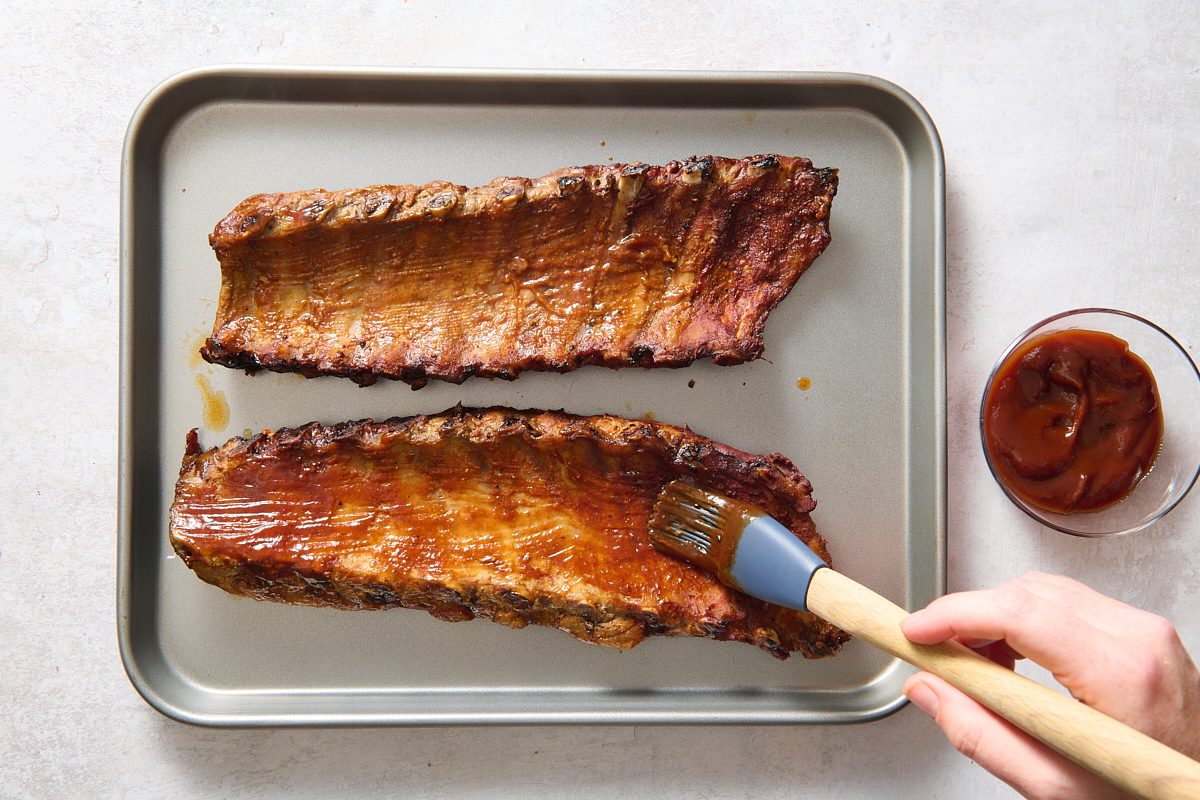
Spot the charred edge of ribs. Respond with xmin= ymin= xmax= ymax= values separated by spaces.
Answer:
xmin=170 ymin=407 xmax=849 ymax=659
xmin=202 ymin=155 xmax=839 ymax=388
xmin=208 ymin=155 xmax=836 ymax=249
xmin=197 ymin=338 xmax=741 ymax=389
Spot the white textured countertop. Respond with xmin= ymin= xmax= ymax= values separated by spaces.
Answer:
xmin=4 ymin=2 xmax=1197 ymax=797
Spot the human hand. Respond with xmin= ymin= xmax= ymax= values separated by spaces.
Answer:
xmin=900 ymin=571 xmax=1200 ymax=799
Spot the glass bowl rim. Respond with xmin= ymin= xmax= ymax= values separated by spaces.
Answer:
xmin=978 ymin=307 xmax=1200 ymax=537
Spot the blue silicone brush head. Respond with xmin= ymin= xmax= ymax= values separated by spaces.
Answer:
xmin=648 ymin=480 xmax=828 ymax=612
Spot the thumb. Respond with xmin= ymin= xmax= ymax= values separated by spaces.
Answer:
xmin=903 ymin=673 xmax=1122 ymax=799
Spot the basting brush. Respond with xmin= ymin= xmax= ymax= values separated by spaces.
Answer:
xmin=648 ymin=480 xmax=1200 ymax=800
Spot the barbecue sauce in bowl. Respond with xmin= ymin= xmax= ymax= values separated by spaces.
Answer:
xmin=983 ymin=329 xmax=1163 ymax=513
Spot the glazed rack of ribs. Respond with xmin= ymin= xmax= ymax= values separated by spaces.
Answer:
xmin=203 ymin=155 xmax=838 ymax=388
xmin=169 ymin=407 xmax=848 ymax=659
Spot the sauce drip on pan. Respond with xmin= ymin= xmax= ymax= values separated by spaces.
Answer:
xmin=983 ymin=329 xmax=1163 ymax=513
xmin=194 ymin=374 xmax=229 ymax=431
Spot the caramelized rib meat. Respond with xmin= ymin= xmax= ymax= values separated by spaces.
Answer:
xmin=170 ymin=407 xmax=848 ymax=659
xmin=203 ymin=155 xmax=838 ymax=388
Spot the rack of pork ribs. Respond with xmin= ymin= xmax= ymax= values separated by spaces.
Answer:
xmin=203 ymin=155 xmax=837 ymax=388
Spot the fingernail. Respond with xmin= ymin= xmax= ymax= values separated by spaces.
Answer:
xmin=905 ymin=679 xmax=940 ymax=719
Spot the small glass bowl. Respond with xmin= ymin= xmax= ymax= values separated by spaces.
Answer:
xmin=980 ymin=308 xmax=1200 ymax=537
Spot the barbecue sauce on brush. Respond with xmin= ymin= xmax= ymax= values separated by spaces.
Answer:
xmin=983 ymin=329 xmax=1163 ymax=513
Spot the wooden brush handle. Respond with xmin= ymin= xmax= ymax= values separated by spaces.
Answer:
xmin=806 ymin=568 xmax=1200 ymax=800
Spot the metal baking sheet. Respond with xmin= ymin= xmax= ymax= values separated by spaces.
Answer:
xmin=118 ymin=67 xmax=945 ymax=727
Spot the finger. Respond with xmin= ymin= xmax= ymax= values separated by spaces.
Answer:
xmin=903 ymin=673 xmax=1124 ymax=800
xmin=900 ymin=583 xmax=1117 ymax=679
xmin=912 ymin=588 xmax=1193 ymax=732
